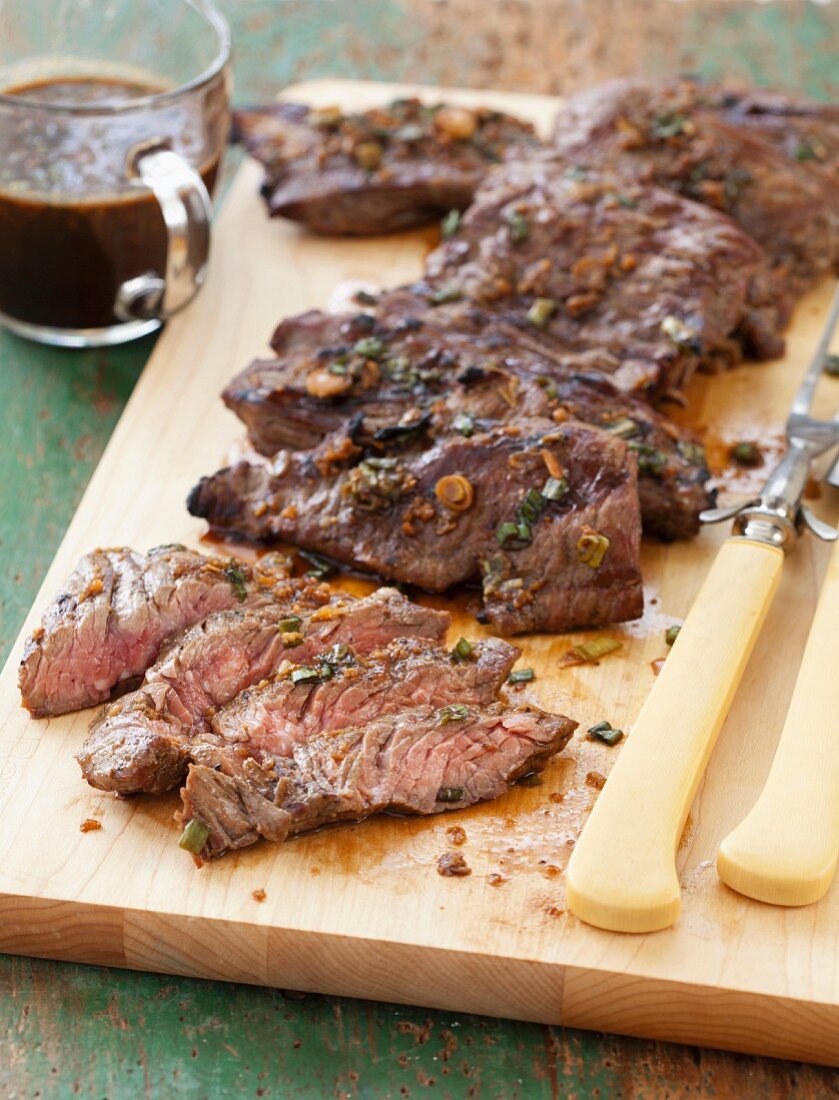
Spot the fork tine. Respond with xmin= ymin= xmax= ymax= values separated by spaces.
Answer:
xmin=790 ymin=283 xmax=839 ymax=420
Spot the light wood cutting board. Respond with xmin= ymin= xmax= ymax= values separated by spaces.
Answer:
xmin=2 ymin=80 xmax=839 ymax=1065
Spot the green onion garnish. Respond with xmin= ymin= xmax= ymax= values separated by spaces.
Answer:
xmin=440 ymin=209 xmax=461 ymax=238
xmin=508 ymin=668 xmax=534 ymax=683
xmin=452 ymin=412 xmax=475 ymax=437
xmin=353 ymin=336 xmax=385 ymax=360
xmin=430 ymin=284 xmax=463 ymax=305
xmin=437 ymin=703 xmax=469 ymax=724
xmin=542 ymin=476 xmax=568 ymax=501
xmin=437 ymin=786 xmax=465 ymax=802
xmin=504 ymin=209 xmax=529 ymax=244
xmin=178 ymin=818 xmax=210 ymax=854
xmin=665 ymin=624 xmax=681 ymax=647
xmin=224 ymin=564 xmax=248 ymax=602
xmin=290 ymin=666 xmax=327 ymax=685
xmin=279 ymin=616 xmax=302 ymax=633
xmin=527 ymin=297 xmax=557 ymax=329
xmin=587 ymin=720 xmax=624 ymax=746
xmin=298 ymin=550 xmax=337 ymax=579
xmin=451 ymin=637 xmax=474 ymax=661
xmin=731 ymin=441 xmax=762 ymax=467
xmin=604 ymin=416 xmax=639 ymax=439
xmin=560 ymin=636 xmax=623 ymax=667
xmin=496 ymin=521 xmax=521 ymax=547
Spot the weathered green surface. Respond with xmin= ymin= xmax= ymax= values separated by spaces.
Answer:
xmin=1 ymin=2 xmax=838 ymax=1095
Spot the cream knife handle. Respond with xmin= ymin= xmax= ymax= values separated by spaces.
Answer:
xmin=718 ymin=539 xmax=839 ymax=906
xmin=566 ymin=537 xmax=784 ymax=933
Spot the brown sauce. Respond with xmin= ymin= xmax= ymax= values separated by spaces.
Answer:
xmin=0 ymin=76 xmax=224 ymax=329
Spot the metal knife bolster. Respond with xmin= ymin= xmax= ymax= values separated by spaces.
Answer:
xmin=700 ymin=437 xmax=839 ymax=551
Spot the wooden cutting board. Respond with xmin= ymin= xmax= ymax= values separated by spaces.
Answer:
xmin=2 ymin=80 xmax=838 ymax=1066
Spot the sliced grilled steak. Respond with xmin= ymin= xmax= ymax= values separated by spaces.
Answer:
xmin=234 ymin=98 xmax=540 ymax=235
xmin=204 ymin=635 xmax=519 ymax=757
xmin=225 ymin=308 xmax=710 ymax=540
xmin=550 ymin=78 xmax=839 ymax=292
xmin=181 ymin=702 xmax=577 ymax=859
xmin=187 ymin=417 xmax=643 ymax=634
xmin=416 ymin=157 xmax=777 ymax=393
xmin=707 ymin=85 xmax=839 ymax=179
xmin=19 ymin=546 xmax=291 ymax=718
xmin=76 ymin=587 xmax=450 ymax=795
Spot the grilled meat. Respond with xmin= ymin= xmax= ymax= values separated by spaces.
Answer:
xmin=181 ymin=701 xmax=577 ymax=860
xmin=550 ymin=78 xmax=839 ymax=293
xmin=225 ymin=308 xmax=711 ymax=539
xmin=76 ymin=587 xmax=450 ymax=795
xmin=416 ymin=157 xmax=780 ymax=392
xmin=19 ymin=545 xmax=290 ymax=718
xmin=205 ymin=635 xmax=519 ymax=757
xmin=187 ymin=417 xmax=644 ymax=634
xmin=234 ymin=98 xmax=541 ymax=235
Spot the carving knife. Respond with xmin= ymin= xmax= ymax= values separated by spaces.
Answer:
xmin=566 ymin=285 xmax=839 ymax=934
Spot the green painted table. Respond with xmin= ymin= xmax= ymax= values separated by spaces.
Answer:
xmin=2 ymin=2 xmax=838 ymax=1095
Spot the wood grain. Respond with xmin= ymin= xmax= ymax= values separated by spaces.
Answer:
xmin=1 ymin=80 xmax=838 ymax=1066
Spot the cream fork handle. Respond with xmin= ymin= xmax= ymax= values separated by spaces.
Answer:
xmin=717 ymin=537 xmax=839 ymax=906
xmin=566 ymin=537 xmax=784 ymax=933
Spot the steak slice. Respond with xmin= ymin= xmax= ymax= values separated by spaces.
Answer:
xmin=233 ymin=98 xmax=541 ymax=235
xmin=550 ymin=78 xmax=839 ymax=292
xmin=226 ymin=308 xmax=711 ymax=540
xmin=187 ymin=417 xmax=644 ymax=634
xmin=417 ymin=157 xmax=776 ymax=394
xmin=76 ymin=587 xmax=450 ymax=795
xmin=707 ymin=84 xmax=839 ymax=179
xmin=204 ymin=635 xmax=519 ymax=757
xmin=19 ymin=545 xmax=291 ymax=718
xmin=180 ymin=702 xmax=577 ymax=859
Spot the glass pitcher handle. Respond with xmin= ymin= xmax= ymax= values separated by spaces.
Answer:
xmin=115 ymin=142 xmax=213 ymax=323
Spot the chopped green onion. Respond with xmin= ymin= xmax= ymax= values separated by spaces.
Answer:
xmin=629 ymin=441 xmax=667 ymax=478
xmin=279 ymin=616 xmax=302 ymax=633
xmin=504 ymin=209 xmax=529 ymax=244
xmin=437 ymin=703 xmax=470 ymax=724
xmin=225 ymin=564 xmax=248 ymax=602
xmin=677 ymin=440 xmax=706 ymax=467
xmin=516 ymin=521 xmax=532 ymax=542
xmin=577 ymin=531 xmax=610 ymax=569
xmin=496 ymin=521 xmax=521 ymax=547
xmin=437 ymin=786 xmax=465 ymax=802
xmin=508 ymin=667 xmax=534 ymax=683
xmin=731 ymin=441 xmax=762 ymax=467
xmin=560 ymin=636 xmax=623 ymax=667
xmin=527 ymin=297 xmax=557 ymax=329
xmin=518 ymin=487 xmax=548 ymax=523
xmin=794 ymin=140 xmax=818 ymax=162
xmin=542 ymin=476 xmax=568 ymax=501
xmin=824 ymin=353 xmax=839 ymax=377
xmin=661 ymin=315 xmax=700 ymax=352
xmin=452 ymin=412 xmax=475 ymax=437
xmin=440 ymin=209 xmax=461 ymax=239
xmin=353 ymin=289 xmax=379 ymax=306
xmin=178 ymin=818 xmax=210 ymax=854
xmin=299 ymin=549 xmax=337 ymax=578
xmin=353 ymin=336 xmax=385 ymax=360
xmin=451 ymin=637 xmax=474 ymax=661
xmin=430 ymin=284 xmax=463 ymax=305
xmin=587 ymin=720 xmax=624 ymax=746
xmin=665 ymin=624 xmax=681 ymax=647
xmin=516 ymin=771 xmax=543 ymax=787
xmin=290 ymin=666 xmax=331 ymax=685
xmin=604 ymin=416 xmax=639 ymax=439
xmin=327 ymin=363 xmax=348 ymax=376
xmin=651 ymin=112 xmax=688 ymax=139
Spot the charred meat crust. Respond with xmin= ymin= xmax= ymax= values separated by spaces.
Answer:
xmin=187 ymin=417 xmax=644 ymax=635
xmin=550 ymin=78 xmax=839 ymax=295
xmin=234 ymin=98 xmax=541 ymax=235
xmin=223 ymin=308 xmax=711 ymax=540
